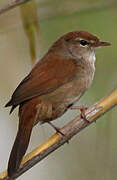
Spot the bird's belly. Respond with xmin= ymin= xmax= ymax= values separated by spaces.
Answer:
xmin=40 ymin=78 xmax=88 ymax=107
xmin=36 ymin=75 xmax=94 ymax=122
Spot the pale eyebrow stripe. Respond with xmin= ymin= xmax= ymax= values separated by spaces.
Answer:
xmin=74 ymin=37 xmax=82 ymax=41
xmin=75 ymin=37 xmax=88 ymax=42
xmin=75 ymin=38 xmax=95 ymax=44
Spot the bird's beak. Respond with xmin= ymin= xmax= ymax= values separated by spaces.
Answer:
xmin=95 ymin=41 xmax=111 ymax=47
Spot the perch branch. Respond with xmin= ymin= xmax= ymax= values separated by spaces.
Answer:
xmin=0 ymin=0 xmax=30 ymax=15
xmin=0 ymin=88 xmax=117 ymax=179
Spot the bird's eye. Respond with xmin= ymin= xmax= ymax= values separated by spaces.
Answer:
xmin=80 ymin=40 xmax=88 ymax=46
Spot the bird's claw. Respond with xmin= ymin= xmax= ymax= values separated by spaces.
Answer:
xmin=71 ymin=105 xmax=89 ymax=122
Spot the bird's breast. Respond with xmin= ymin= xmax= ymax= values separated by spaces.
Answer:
xmin=32 ymin=64 xmax=95 ymax=123
xmin=39 ymin=60 xmax=95 ymax=116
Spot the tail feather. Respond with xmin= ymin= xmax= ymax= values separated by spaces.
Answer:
xmin=7 ymin=98 xmax=40 ymax=177
xmin=8 ymin=117 xmax=34 ymax=177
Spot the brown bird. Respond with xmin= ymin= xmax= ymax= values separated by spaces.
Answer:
xmin=5 ymin=30 xmax=110 ymax=177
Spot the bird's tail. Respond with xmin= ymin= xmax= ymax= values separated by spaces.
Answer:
xmin=7 ymin=106 xmax=35 ymax=177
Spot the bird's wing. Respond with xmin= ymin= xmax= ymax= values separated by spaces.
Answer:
xmin=6 ymin=54 xmax=77 ymax=107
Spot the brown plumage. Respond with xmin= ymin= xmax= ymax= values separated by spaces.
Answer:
xmin=5 ymin=31 xmax=110 ymax=177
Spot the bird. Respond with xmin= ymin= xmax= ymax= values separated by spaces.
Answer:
xmin=5 ymin=30 xmax=111 ymax=177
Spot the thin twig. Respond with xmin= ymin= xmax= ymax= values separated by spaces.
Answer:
xmin=0 ymin=0 xmax=30 ymax=15
xmin=0 ymin=89 xmax=117 ymax=179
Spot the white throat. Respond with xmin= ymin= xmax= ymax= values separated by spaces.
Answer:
xmin=85 ymin=50 xmax=96 ymax=70
xmin=89 ymin=51 xmax=96 ymax=63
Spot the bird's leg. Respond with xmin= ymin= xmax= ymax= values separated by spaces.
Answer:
xmin=48 ymin=121 xmax=69 ymax=144
xmin=71 ymin=105 xmax=89 ymax=122
xmin=48 ymin=121 xmax=65 ymax=136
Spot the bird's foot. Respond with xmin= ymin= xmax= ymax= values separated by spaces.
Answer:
xmin=48 ymin=122 xmax=69 ymax=143
xmin=71 ymin=105 xmax=89 ymax=122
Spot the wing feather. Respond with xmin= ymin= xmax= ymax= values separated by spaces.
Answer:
xmin=6 ymin=54 xmax=77 ymax=107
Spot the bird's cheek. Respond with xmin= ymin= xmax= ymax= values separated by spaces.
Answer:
xmin=69 ymin=45 xmax=81 ymax=58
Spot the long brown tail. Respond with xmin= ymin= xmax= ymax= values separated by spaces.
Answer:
xmin=8 ymin=104 xmax=35 ymax=177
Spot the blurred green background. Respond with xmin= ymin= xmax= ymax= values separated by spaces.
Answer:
xmin=0 ymin=0 xmax=117 ymax=179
